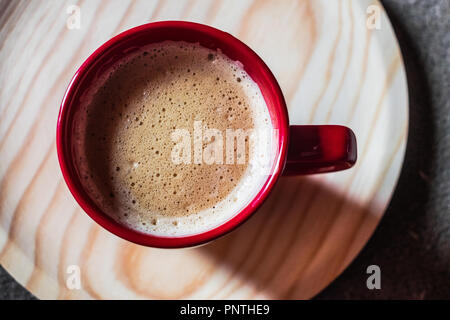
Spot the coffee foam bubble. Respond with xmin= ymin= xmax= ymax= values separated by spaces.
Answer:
xmin=73 ymin=41 xmax=275 ymax=236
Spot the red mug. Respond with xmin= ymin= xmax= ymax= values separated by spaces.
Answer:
xmin=57 ymin=21 xmax=357 ymax=248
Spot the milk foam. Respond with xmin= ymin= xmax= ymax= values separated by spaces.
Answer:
xmin=73 ymin=41 xmax=275 ymax=236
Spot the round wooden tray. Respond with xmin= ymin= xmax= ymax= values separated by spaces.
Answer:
xmin=0 ymin=0 xmax=408 ymax=299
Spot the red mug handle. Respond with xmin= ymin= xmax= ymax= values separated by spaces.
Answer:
xmin=283 ymin=125 xmax=357 ymax=175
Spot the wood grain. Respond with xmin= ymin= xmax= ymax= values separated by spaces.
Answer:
xmin=0 ymin=0 xmax=408 ymax=299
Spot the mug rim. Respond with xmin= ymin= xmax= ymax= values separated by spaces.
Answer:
xmin=56 ymin=21 xmax=289 ymax=248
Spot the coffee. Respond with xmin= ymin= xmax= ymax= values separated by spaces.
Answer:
xmin=73 ymin=41 xmax=274 ymax=236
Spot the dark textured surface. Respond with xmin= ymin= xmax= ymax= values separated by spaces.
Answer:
xmin=0 ymin=0 xmax=449 ymax=300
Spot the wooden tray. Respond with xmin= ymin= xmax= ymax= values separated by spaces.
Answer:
xmin=0 ymin=0 xmax=408 ymax=299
